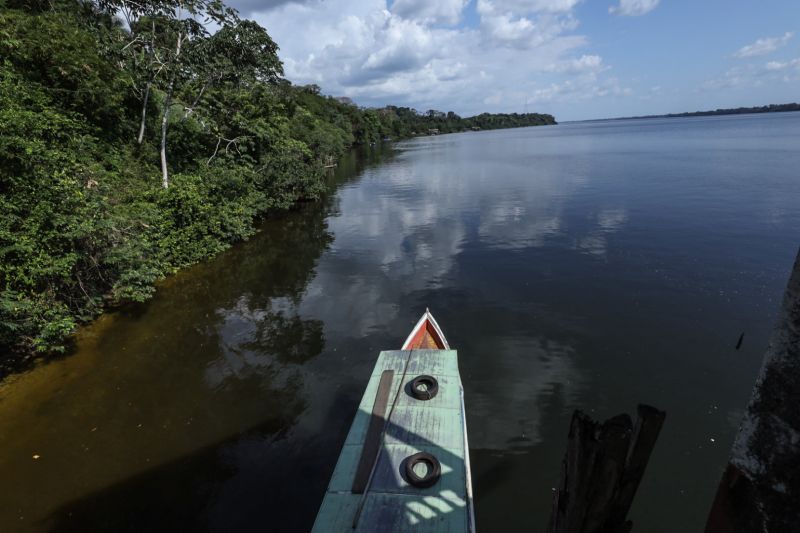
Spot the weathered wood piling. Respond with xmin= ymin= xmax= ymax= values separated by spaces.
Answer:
xmin=547 ymin=405 xmax=666 ymax=533
xmin=549 ymin=248 xmax=800 ymax=533
xmin=705 ymin=248 xmax=800 ymax=532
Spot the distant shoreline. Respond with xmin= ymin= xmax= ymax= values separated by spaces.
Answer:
xmin=606 ymin=103 xmax=800 ymax=122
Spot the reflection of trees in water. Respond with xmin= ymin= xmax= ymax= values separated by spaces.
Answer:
xmin=205 ymin=298 xmax=325 ymax=391
xmin=35 ymin=148 xmax=403 ymax=532
xmin=243 ymin=308 xmax=325 ymax=364
xmin=197 ymin=148 xmax=399 ymax=390
xmin=151 ymin=145 xmax=397 ymax=318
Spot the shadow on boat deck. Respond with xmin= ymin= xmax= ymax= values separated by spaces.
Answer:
xmin=315 ymin=370 xmax=474 ymax=531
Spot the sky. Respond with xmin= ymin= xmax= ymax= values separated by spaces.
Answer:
xmin=228 ymin=0 xmax=800 ymax=121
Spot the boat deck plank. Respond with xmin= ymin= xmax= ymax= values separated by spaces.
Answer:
xmin=314 ymin=492 xmax=468 ymax=532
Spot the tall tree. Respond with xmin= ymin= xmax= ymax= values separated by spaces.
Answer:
xmin=98 ymin=1 xmax=167 ymax=143
xmin=98 ymin=0 xmax=238 ymax=187
xmin=182 ymin=19 xmax=283 ymax=122
xmin=153 ymin=1 xmax=239 ymax=188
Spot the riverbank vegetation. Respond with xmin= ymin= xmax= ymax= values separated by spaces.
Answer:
xmin=0 ymin=0 xmax=555 ymax=360
xmin=622 ymin=102 xmax=800 ymax=120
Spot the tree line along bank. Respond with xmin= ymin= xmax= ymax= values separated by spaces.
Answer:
xmin=0 ymin=0 xmax=555 ymax=360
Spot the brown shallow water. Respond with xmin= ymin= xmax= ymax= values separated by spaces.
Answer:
xmin=2 ymin=114 xmax=800 ymax=532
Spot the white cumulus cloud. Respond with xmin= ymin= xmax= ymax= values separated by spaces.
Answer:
xmin=609 ymin=0 xmax=660 ymax=16
xmin=702 ymin=56 xmax=800 ymax=91
xmin=765 ymin=58 xmax=800 ymax=71
xmin=548 ymin=54 xmax=606 ymax=73
xmin=477 ymin=0 xmax=580 ymax=49
xmin=734 ymin=32 xmax=794 ymax=58
xmin=245 ymin=0 xmax=633 ymax=118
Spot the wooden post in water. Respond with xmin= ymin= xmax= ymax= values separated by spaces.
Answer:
xmin=705 ymin=247 xmax=800 ymax=532
xmin=547 ymin=405 xmax=665 ymax=533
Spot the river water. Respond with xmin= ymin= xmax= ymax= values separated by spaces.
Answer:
xmin=1 ymin=113 xmax=799 ymax=532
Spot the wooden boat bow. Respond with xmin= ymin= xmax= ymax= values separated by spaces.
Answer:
xmin=401 ymin=308 xmax=450 ymax=350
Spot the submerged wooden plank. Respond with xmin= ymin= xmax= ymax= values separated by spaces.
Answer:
xmin=548 ymin=406 xmax=665 ymax=533
xmin=610 ymin=405 xmax=666 ymax=526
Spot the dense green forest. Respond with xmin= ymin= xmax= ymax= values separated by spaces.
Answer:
xmin=621 ymin=102 xmax=800 ymax=120
xmin=0 ymin=0 xmax=555 ymax=360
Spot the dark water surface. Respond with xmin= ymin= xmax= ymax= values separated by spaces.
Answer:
xmin=2 ymin=113 xmax=799 ymax=532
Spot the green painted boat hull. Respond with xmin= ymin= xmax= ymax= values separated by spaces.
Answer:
xmin=312 ymin=349 xmax=474 ymax=532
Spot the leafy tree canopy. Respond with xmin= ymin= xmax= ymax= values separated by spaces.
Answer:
xmin=0 ymin=0 xmax=554 ymax=362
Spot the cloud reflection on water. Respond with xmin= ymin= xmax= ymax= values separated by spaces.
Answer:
xmin=576 ymin=207 xmax=629 ymax=258
xmin=205 ymin=129 xmax=625 ymax=457
xmin=467 ymin=336 xmax=580 ymax=451
xmin=295 ymin=132 xmax=598 ymax=452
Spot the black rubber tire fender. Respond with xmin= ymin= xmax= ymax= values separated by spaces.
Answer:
xmin=404 ymin=452 xmax=441 ymax=488
xmin=409 ymin=375 xmax=439 ymax=400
